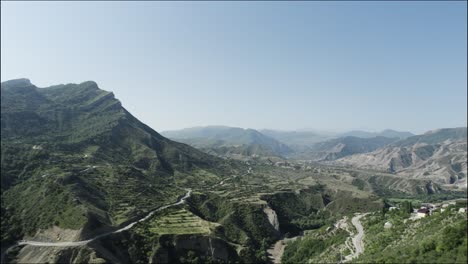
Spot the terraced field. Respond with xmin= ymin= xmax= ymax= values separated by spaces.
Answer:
xmin=146 ymin=209 xmax=219 ymax=235
xmin=72 ymin=165 xmax=184 ymax=225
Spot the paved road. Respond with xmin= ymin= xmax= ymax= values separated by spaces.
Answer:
xmin=350 ymin=214 xmax=366 ymax=255
xmin=1 ymin=189 xmax=191 ymax=262
xmin=344 ymin=213 xmax=368 ymax=262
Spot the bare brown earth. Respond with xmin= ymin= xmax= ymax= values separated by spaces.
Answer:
xmin=336 ymin=140 xmax=467 ymax=187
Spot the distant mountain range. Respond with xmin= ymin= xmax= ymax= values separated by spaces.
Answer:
xmin=261 ymin=129 xmax=413 ymax=147
xmin=163 ymin=125 xmax=467 ymax=188
xmin=291 ymin=136 xmax=399 ymax=161
xmin=260 ymin=129 xmax=336 ymax=147
xmin=164 ymin=127 xmax=416 ymax=160
xmin=338 ymin=129 xmax=414 ymax=139
xmin=161 ymin=126 xmax=293 ymax=158
xmin=336 ymin=127 xmax=467 ymax=187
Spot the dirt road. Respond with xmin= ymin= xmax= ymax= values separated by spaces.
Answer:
xmin=1 ymin=189 xmax=191 ymax=263
xmin=267 ymin=234 xmax=303 ymax=264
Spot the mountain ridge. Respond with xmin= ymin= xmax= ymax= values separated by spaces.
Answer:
xmin=338 ymin=129 xmax=414 ymax=139
xmin=162 ymin=126 xmax=293 ymax=158
xmin=1 ymin=79 xmax=234 ymax=245
xmin=335 ymin=127 xmax=467 ymax=187
xmin=291 ymin=136 xmax=399 ymax=161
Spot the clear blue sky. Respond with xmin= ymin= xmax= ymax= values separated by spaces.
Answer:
xmin=1 ymin=1 xmax=466 ymax=134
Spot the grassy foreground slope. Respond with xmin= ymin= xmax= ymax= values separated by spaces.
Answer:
xmin=354 ymin=206 xmax=467 ymax=263
xmin=281 ymin=202 xmax=467 ymax=264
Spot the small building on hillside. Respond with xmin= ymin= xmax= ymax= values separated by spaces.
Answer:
xmin=421 ymin=203 xmax=436 ymax=209
xmin=389 ymin=207 xmax=397 ymax=211
xmin=384 ymin=222 xmax=393 ymax=229
xmin=458 ymin=208 xmax=467 ymax=213
xmin=417 ymin=208 xmax=430 ymax=218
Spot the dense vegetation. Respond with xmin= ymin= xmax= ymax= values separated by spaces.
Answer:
xmin=355 ymin=206 xmax=467 ymax=263
xmin=187 ymin=192 xmax=278 ymax=263
xmin=282 ymin=228 xmax=348 ymax=264
xmin=260 ymin=185 xmax=330 ymax=235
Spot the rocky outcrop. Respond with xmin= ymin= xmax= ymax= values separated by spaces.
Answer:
xmin=14 ymin=245 xmax=104 ymax=264
xmin=263 ymin=206 xmax=280 ymax=233
xmin=151 ymin=235 xmax=239 ymax=263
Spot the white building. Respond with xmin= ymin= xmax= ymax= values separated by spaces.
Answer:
xmin=417 ymin=208 xmax=430 ymax=218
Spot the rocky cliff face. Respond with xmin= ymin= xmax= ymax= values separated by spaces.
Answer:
xmin=263 ymin=206 xmax=280 ymax=233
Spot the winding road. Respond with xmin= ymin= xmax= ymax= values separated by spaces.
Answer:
xmin=1 ymin=189 xmax=192 ymax=262
xmin=344 ymin=213 xmax=368 ymax=262
xmin=350 ymin=214 xmax=366 ymax=255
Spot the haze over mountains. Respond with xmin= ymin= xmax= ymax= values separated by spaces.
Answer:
xmin=163 ymin=126 xmax=417 ymax=160
xmin=292 ymin=136 xmax=400 ymax=161
xmin=161 ymin=126 xmax=292 ymax=158
xmin=338 ymin=129 xmax=414 ymax=139
xmin=163 ymin=125 xmax=467 ymax=187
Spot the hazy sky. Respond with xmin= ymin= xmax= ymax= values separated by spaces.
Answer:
xmin=1 ymin=1 xmax=467 ymax=134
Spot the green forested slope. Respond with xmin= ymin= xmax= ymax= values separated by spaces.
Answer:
xmin=0 ymin=79 xmax=234 ymax=245
xmin=355 ymin=207 xmax=467 ymax=263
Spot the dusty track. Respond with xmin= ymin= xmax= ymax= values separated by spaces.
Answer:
xmin=1 ymin=189 xmax=191 ymax=263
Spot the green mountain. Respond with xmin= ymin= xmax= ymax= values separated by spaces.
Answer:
xmin=1 ymin=79 xmax=233 ymax=245
xmin=282 ymin=202 xmax=467 ymax=264
xmin=162 ymin=126 xmax=293 ymax=158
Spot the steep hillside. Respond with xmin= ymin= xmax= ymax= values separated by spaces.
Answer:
xmin=162 ymin=126 xmax=293 ymax=158
xmin=291 ymin=136 xmax=398 ymax=161
xmin=336 ymin=128 xmax=467 ymax=187
xmin=355 ymin=204 xmax=467 ymax=263
xmin=281 ymin=201 xmax=467 ymax=264
xmin=1 ymin=79 xmax=234 ymax=245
